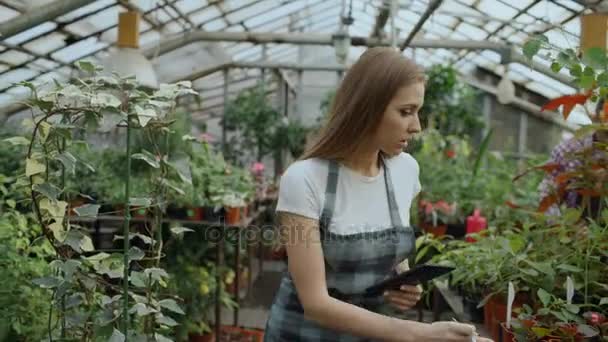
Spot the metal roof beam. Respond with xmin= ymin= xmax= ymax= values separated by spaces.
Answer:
xmin=0 ymin=0 xmax=96 ymax=39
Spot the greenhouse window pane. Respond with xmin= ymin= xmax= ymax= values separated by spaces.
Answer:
xmin=0 ymin=69 xmax=39 ymax=88
xmin=23 ymin=32 xmax=66 ymax=55
xmin=554 ymin=0 xmax=585 ymax=12
xmin=204 ymin=18 xmax=228 ymax=31
xmin=52 ymin=37 xmax=108 ymax=63
xmin=190 ymin=5 xmax=222 ymax=24
xmin=5 ymin=22 xmax=56 ymax=45
xmin=57 ymin=0 xmax=115 ymax=22
xmin=455 ymin=22 xmax=488 ymax=40
xmin=225 ymin=0 xmax=277 ymax=23
xmin=0 ymin=50 xmax=34 ymax=65
xmin=176 ymin=0 xmax=206 ymax=14
xmin=65 ymin=5 xmax=121 ymax=35
xmin=477 ymin=0 xmax=518 ymax=20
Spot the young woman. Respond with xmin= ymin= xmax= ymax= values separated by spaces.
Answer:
xmin=263 ymin=47 xmax=490 ymax=342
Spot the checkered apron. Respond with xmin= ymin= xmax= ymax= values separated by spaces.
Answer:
xmin=264 ymin=158 xmax=416 ymax=342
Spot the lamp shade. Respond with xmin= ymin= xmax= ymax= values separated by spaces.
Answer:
xmin=102 ymin=47 xmax=158 ymax=89
xmin=496 ymin=74 xmax=515 ymax=105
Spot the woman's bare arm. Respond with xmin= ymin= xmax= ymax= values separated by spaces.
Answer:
xmin=278 ymin=212 xmax=428 ymax=342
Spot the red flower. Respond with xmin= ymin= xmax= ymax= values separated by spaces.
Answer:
xmin=445 ymin=149 xmax=456 ymax=159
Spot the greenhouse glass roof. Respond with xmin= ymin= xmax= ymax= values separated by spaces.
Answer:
xmin=0 ymin=0 xmax=604 ymax=121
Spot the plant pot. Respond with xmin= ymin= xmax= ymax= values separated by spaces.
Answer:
xmin=487 ymin=293 xmax=530 ymax=342
xmin=242 ymin=205 xmax=249 ymax=218
xmin=463 ymin=295 xmax=484 ymax=323
xmin=189 ymin=332 xmax=215 ymax=342
xmin=420 ymin=222 xmax=447 ymax=236
xmin=166 ymin=205 xmax=186 ymax=219
xmin=225 ymin=207 xmax=241 ymax=225
xmin=220 ymin=326 xmax=264 ymax=342
xmin=446 ymin=223 xmax=466 ymax=238
xmin=203 ymin=206 xmax=224 ymax=222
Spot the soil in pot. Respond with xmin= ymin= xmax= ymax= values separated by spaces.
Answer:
xmin=189 ymin=332 xmax=216 ymax=342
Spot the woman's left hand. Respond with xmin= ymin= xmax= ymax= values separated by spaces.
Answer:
xmin=383 ymin=284 xmax=422 ymax=311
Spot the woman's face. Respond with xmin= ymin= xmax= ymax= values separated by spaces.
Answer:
xmin=373 ymin=82 xmax=424 ymax=156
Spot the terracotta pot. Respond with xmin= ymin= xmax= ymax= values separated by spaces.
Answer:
xmin=487 ymin=293 xmax=530 ymax=342
xmin=220 ymin=326 xmax=264 ymax=342
xmin=225 ymin=206 xmax=241 ymax=225
xmin=420 ymin=222 xmax=448 ymax=236
xmin=242 ymin=205 xmax=249 ymax=218
xmin=189 ymin=332 xmax=215 ymax=342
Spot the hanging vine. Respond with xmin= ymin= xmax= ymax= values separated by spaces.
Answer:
xmin=8 ymin=61 xmax=198 ymax=341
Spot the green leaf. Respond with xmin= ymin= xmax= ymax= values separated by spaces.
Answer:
xmin=531 ymin=327 xmax=551 ymax=337
xmin=577 ymin=324 xmax=599 ymax=338
xmin=600 ymin=297 xmax=608 ymax=306
xmin=580 ymin=74 xmax=595 ymax=90
xmin=130 ymin=271 xmax=148 ymax=288
xmin=131 ymin=150 xmax=160 ymax=168
xmin=129 ymin=303 xmax=157 ymax=316
xmin=32 ymin=276 xmax=63 ymax=289
xmin=565 ymin=304 xmax=580 ymax=314
xmin=73 ymin=204 xmax=101 ymax=218
xmin=557 ymin=264 xmax=584 ymax=273
xmin=582 ymin=47 xmax=607 ymax=69
xmin=523 ymin=37 xmax=543 ymax=60
xmin=170 ymin=226 xmax=194 ymax=236
xmin=551 ymin=62 xmax=562 ymax=73
xmin=63 ymin=230 xmax=94 ymax=253
xmin=55 ymin=152 xmax=77 ymax=175
xmin=75 ymin=60 xmax=97 ymax=73
xmin=86 ymin=252 xmax=111 ymax=262
xmin=508 ymin=235 xmax=525 ymax=254
xmin=91 ymin=93 xmax=121 ymax=108
xmin=128 ymin=246 xmax=145 ymax=261
xmin=129 ymin=197 xmax=152 ymax=207
xmin=6 ymin=199 xmax=16 ymax=208
xmin=570 ymin=64 xmax=583 ymax=78
xmin=156 ymin=314 xmax=178 ymax=327
xmin=25 ymin=158 xmax=46 ymax=177
xmin=154 ymin=333 xmax=173 ymax=342
xmin=39 ymin=121 xmax=52 ymax=142
xmin=109 ymin=328 xmax=125 ymax=342
xmin=39 ymin=199 xmax=68 ymax=223
xmin=537 ymin=288 xmax=552 ymax=307
xmin=134 ymin=105 xmax=157 ymax=127
xmin=3 ymin=136 xmax=29 ymax=146
xmin=114 ymin=233 xmax=154 ymax=246
xmin=520 ymin=268 xmax=539 ymax=277
xmin=158 ymin=299 xmax=185 ymax=315
xmin=33 ymin=183 xmax=61 ymax=201
xmin=598 ymin=72 xmax=608 ymax=87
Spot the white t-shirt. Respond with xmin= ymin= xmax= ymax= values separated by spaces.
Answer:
xmin=276 ymin=152 xmax=421 ymax=235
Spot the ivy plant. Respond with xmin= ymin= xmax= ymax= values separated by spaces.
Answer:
xmin=6 ymin=61 xmax=197 ymax=341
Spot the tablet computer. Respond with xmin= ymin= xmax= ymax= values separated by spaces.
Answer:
xmin=364 ymin=264 xmax=454 ymax=297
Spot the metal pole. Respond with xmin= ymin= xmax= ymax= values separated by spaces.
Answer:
xmin=400 ymin=0 xmax=444 ymax=51
xmin=0 ymin=0 xmax=96 ymax=39
xmin=390 ymin=0 xmax=398 ymax=48
xmin=222 ymin=69 xmax=229 ymax=155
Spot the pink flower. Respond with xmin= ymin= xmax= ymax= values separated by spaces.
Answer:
xmin=251 ymin=162 xmax=265 ymax=174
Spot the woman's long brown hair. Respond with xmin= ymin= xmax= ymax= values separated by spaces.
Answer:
xmin=301 ymin=47 xmax=425 ymax=161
